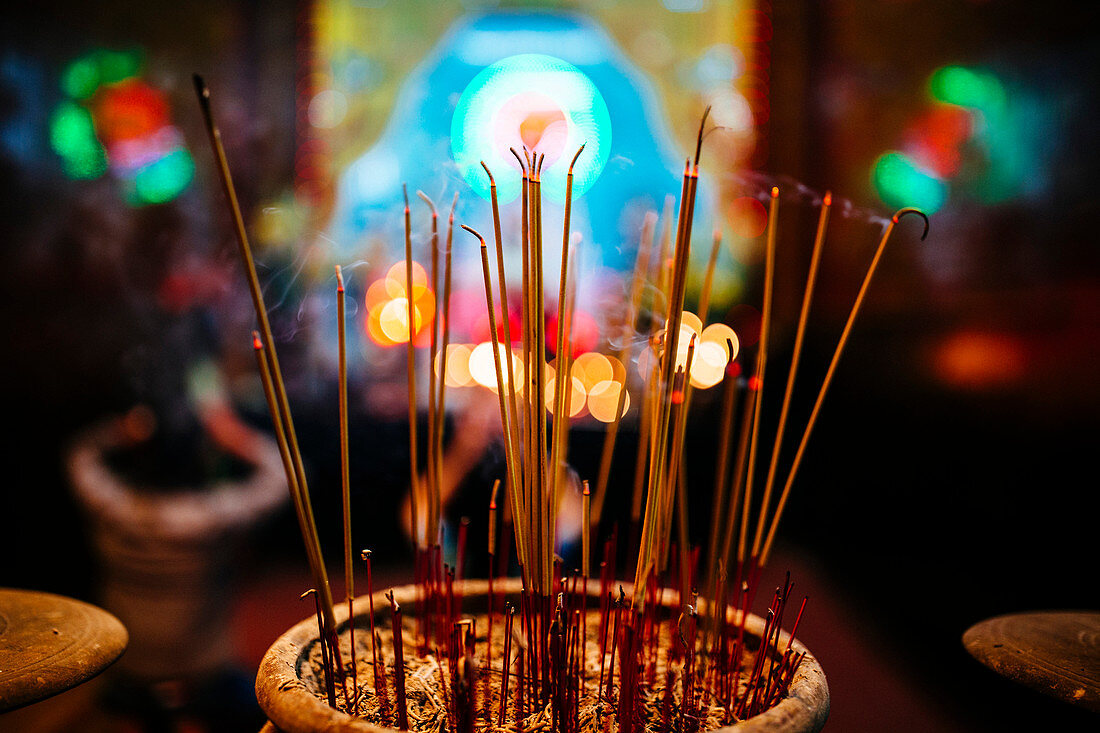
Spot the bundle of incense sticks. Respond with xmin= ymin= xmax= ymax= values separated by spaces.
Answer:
xmin=196 ymin=77 xmax=928 ymax=730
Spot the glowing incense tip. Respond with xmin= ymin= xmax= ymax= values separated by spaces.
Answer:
xmin=771 ymin=186 xmax=779 ymax=198
xmin=360 ymin=549 xmax=371 ymax=560
xmin=823 ymin=191 xmax=832 ymax=207
xmin=335 ymin=264 xmax=344 ymax=292
xmin=461 ymin=224 xmax=483 ymax=244
xmin=892 ymin=207 xmax=931 ymax=240
xmin=252 ymin=330 xmax=262 ymax=351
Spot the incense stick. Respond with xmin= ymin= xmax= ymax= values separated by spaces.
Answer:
xmin=402 ymin=184 xmax=423 ymax=549
xmin=751 ymin=192 xmax=831 ymax=561
xmin=737 ymin=187 xmax=780 ymax=567
xmin=417 ymin=191 xmax=440 ymax=552
xmin=335 ymin=265 xmax=356 ymax=711
xmin=592 ymin=211 xmax=657 ymax=527
xmin=194 ymin=75 xmax=338 ymax=639
xmin=758 ymin=208 xmax=929 ymax=566
xmin=434 ymin=193 xmax=458 ymax=544
xmin=467 ymin=224 xmax=528 ymax=585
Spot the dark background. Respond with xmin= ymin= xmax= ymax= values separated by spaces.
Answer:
xmin=2 ymin=1 xmax=1098 ymax=731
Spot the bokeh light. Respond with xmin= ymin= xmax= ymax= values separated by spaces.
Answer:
xmin=729 ymin=196 xmax=767 ymax=238
xmin=451 ymin=53 xmax=612 ymax=204
xmin=588 ymin=379 xmax=630 ymax=423
xmin=468 ymin=342 xmax=524 ymax=392
xmin=872 ymin=151 xmax=948 ymax=215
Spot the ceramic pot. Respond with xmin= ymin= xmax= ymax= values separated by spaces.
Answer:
xmin=256 ymin=578 xmax=828 ymax=732
xmin=67 ymin=414 xmax=286 ymax=682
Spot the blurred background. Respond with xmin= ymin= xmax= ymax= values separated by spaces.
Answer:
xmin=2 ymin=1 xmax=1097 ymax=731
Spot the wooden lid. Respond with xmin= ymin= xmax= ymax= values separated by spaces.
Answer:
xmin=963 ymin=610 xmax=1100 ymax=713
xmin=0 ymin=588 xmax=128 ymax=712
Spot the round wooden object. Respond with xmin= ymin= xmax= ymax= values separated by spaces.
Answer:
xmin=0 ymin=588 xmax=128 ymax=712
xmin=963 ymin=610 xmax=1100 ymax=713
xmin=256 ymin=579 xmax=828 ymax=732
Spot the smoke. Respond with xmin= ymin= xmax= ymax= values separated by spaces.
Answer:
xmin=722 ymin=170 xmax=893 ymax=230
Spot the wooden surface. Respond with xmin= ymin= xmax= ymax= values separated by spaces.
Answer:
xmin=0 ymin=588 xmax=128 ymax=712
xmin=963 ymin=610 xmax=1100 ymax=713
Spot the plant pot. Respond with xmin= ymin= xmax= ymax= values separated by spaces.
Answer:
xmin=67 ymin=413 xmax=287 ymax=682
xmin=255 ymin=578 xmax=828 ymax=732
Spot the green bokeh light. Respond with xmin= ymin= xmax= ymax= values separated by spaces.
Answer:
xmin=928 ymin=65 xmax=1005 ymax=113
xmin=95 ymin=48 xmax=143 ymax=86
xmin=131 ymin=148 xmax=195 ymax=205
xmin=49 ymin=102 xmax=108 ymax=179
xmin=872 ymin=151 xmax=947 ymax=214
xmin=61 ymin=57 xmax=100 ymax=100
xmin=451 ymin=54 xmax=611 ymax=203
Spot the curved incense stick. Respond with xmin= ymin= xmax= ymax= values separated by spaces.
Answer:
xmin=759 ymin=208 xmax=928 ymax=566
xmin=480 ymin=162 xmax=522 ymax=474
xmin=466 ymin=224 xmax=528 ymax=586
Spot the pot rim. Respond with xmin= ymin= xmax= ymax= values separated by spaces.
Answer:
xmin=256 ymin=578 xmax=828 ymax=733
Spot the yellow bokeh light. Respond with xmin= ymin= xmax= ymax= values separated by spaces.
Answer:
xmin=689 ymin=340 xmax=729 ymax=389
xmin=573 ymin=352 xmax=614 ymax=391
xmin=365 ymin=278 xmax=391 ymax=312
xmin=379 ymin=297 xmax=422 ymax=343
xmin=588 ymin=379 xmax=630 ymax=423
xmin=436 ymin=343 xmax=472 ymax=387
xmin=545 ymin=375 xmax=587 ymax=417
xmin=366 ymin=307 xmax=396 ymax=346
xmin=679 ymin=311 xmax=702 ymax=337
xmin=468 ymin=342 xmax=524 ymax=392
xmin=672 ymin=323 xmax=698 ymax=371
xmin=700 ymin=323 xmax=739 ymax=362
xmin=384 ymin=260 xmax=430 ymax=300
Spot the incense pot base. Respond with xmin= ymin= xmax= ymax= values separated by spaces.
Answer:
xmin=67 ymin=416 xmax=287 ymax=682
xmin=255 ymin=579 xmax=828 ymax=732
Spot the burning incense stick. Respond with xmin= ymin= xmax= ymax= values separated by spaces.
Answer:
xmin=194 ymin=75 xmax=339 ymax=644
xmin=592 ymin=212 xmax=656 ymax=527
xmin=738 ymin=187 xmax=780 ymax=569
xmin=417 ymin=191 xmax=440 ymax=550
xmin=435 ymin=193 xmax=458 ymax=542
xmin=467 ymin=224 xmax=528 ymax=585
xmin=758 ymin=207 xmax=929 ymax=567
xmin=335 ymin=265 xmax=357 ymax=710
xmin=402 ymin=184 xmax=423 ymax=549
xmin=750 ymin=192 xmax=831 ymax=562
xmin=480 ymin=162 xmax=522 ymax=485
